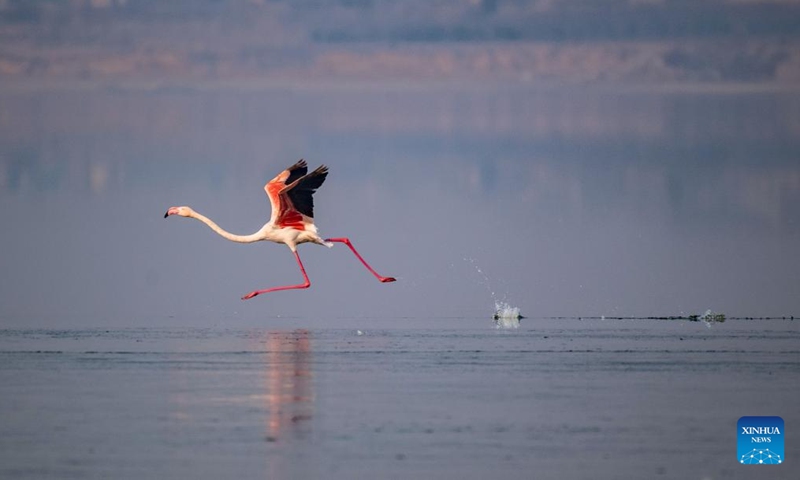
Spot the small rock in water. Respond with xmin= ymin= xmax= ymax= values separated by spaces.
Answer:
xmin=356 ymin=330 xmax=364 ymax=336
xmin=494 ymin=316 xmax=521 ymax=329
xmin=698 ymin=309 xmax=725 ymax=323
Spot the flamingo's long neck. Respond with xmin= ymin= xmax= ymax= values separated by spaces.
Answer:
xmin=190 ymin=211 xmax=264 ymax=244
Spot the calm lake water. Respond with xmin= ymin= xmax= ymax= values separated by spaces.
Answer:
xmin=0 ymin=85 xmax=799 ymax=478
xmin=1 ymin=319 xmax=798 ymax=479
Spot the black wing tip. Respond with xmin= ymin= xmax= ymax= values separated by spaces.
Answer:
xmin=284 ymin=159 xmax=308 ymax=186
xmin=286 ymin=164 xmax=329 ymax=218
xmin=308 ymin=164 xmax=328 ymax=180
xmin=288 ymin=160 xmax=325 ymax=176
xmin=289 ymin=159 xmax=307 ymax=171
xmin=304 ymin=165 xmax=329 ymax=187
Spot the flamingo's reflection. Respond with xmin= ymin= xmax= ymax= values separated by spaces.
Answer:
xmin=263 ymin=329 xmax=314 ymax=442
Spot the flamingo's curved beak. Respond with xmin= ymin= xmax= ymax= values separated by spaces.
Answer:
xmin=164 ymin=207 xmax=179 ymax=218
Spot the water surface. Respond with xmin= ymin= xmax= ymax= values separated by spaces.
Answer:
xmin=1 ymin=319 xmax=798 ymax=479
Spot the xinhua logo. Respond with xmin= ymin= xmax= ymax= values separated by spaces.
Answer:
xmin=738 ymin=416 xmax=784 ymax=465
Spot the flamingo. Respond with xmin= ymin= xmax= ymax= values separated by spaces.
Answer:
xmin=164 ymin=160 xmax=396 ymax=300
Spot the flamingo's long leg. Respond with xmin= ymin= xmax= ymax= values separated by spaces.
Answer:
xmin=241 ymin=250 xmax=310 ymax=300
xmin=325 ymin=237 xmax=396 ymax=283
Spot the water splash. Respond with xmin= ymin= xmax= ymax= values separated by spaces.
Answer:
xmin=463 ymin=257 xmax=523 ymax=328
xmin=494 ymin=301 xmax=521 ymax=319
xmin=464 ymin=256 xmax=499 ymax=302
xmin=493 ymin=301 xmax=522 ymax=329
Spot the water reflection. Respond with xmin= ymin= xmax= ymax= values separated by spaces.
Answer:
xmin=163 ymin=330 xmax=315 ymax=478
xmin=262 ymin=329 xmax=314 ymax=443
xmin=259 ymin=329 xmax=315 ymax=479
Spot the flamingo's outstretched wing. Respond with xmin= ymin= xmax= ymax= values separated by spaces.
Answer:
xmin=264 ymin=160 xmax=307 ymax=220
xmin=280 ymin=164 xmax=328 ymax=218
xmin=264 ymin=160 xmax=328 ymax=229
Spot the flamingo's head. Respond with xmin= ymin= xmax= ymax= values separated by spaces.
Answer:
xmin=164 ymin=206 xmax=194 ymax=218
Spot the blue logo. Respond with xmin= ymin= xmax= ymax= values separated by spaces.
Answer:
xmin=738 ymin=416 xmax=784 ymax=465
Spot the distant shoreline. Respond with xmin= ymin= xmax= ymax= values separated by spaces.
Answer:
xmin=2 ymin=77 xmax=799 ymax=95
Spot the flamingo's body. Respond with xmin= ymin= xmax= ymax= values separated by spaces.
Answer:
xmin=165 ymin=160 xmax=395 ymax=300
